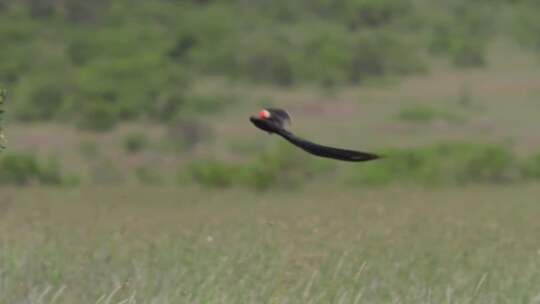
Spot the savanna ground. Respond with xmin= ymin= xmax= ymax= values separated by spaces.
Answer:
xmin=2 ymin=184 xmax=540 ymax=303
xmin=2 ymin=43 xmax=540 ymax=303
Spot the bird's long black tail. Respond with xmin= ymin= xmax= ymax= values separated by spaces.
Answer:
xmin=277 ymin=129 xmax=379 ymax=162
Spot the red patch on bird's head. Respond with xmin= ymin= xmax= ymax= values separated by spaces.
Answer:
xmin=258 ymin=110 xmax=270 ymax=119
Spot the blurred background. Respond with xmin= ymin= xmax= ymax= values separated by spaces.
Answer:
xmin=1 ymin=0 xmax=540 ymax=302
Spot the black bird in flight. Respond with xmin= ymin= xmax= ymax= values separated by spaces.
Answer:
xmin=250 ymin=108 xmax=380 ymax=162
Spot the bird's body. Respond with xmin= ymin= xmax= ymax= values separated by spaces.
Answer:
xmin=250 ymin=108 xmax=380 ymax=162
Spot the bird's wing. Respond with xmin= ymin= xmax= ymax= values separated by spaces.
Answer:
xmin=276 ymin=129 xmax=380 ymax=162
xmin=267 ymin=108 xmax=292 ymax=127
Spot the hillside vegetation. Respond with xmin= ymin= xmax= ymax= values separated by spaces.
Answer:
xmin=1 ymin=0 xmax=540 ymax=130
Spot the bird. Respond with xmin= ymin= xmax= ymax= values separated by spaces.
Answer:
xmin=249 ymin=108 xmax=380 ymax=162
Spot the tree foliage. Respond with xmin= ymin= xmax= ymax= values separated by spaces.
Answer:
xmin=0 ymin=0 xmax=536 ymax=130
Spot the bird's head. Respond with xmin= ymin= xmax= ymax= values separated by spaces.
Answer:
xmin=258 ymin=109 xmax=271 ymax=119
xmin=250 ymin=108 xmax=291 ymax=134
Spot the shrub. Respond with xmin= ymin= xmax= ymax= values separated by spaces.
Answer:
xmin=522 ymin=153 xmax=540 ymax=178
xmin=397 ymin=105 xmax=438 ymax=123
xmin=0 ymin=153 xmax=66 ymax=185
xmin=297 ymin=25 xmax=352 ymax=86
xmin=451 ymin=39 xmax=486 ymax=68
xmin=345 ymin=143 xmax=517 ymax=186
xmin=234 ymin=34 xmax=295 ymax=86
xmin=458 ymin=145 xmax=516 ymax=183
xmin=237 ymin=160 xmax=281 ymax=190
xmin=123 ymin=132 xmax=149 ymax=154
xmin=187 ymin=143 xmax=336 ymax=190
xmin=221 ymin=23 xmax=424 ymax=87
xmin=0 ymin=153 xmax=41 ymax=185
xmin=397 ymin=105 xmax=466 ymax=124
xmin=427 ymin=2 xmax=492 ymax=68
xmin=238 ymin=145 xmax=297 ymax=190
xmin=429 ymin=28 xmax=487 ymax=68
xmin=342 ymin=0 xmax=412 ymax=29
xmin=38 ymin=158 xmax=64 ymax=185
xmin=238 ymin=143 xmax=335 ymax=189
xmin=187 ymin=160 xmax=237 ymax=188
xmin=76 ymin=102 xmax=118 ymax=132
xmin=14 ymin=79 xmax=66 ymax=121
xmin=511 ymin=1 xmax=540 ymax=50
xmin=167 ymin=143 xmax=540 ymax=188
xmin=348 ymin=31 xmax=424 ymax=83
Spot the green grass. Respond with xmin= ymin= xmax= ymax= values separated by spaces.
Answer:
xmin=1 ymin=184 xmax=540 ymax=303
xmin=396 ymin=104 xmax=466 ymax=124
xmin=2 ymin=38 xmax=540 ymax=303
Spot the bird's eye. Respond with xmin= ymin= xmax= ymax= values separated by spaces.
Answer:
xmin=258 ymin=110 xmax=270 ymax=119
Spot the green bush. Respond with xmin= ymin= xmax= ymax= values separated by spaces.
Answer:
xmin=76 ymin=102 xmax=118 ymax=132
xmin=14 ymin=79 xmax=66 ymax=121
xmin=0 ymin=153 xmax=66 ymax=185
xmin=429 ymin=27 xmax=487 ymax=68
xmin=233 ymin=34 xmax=295 ymax=86
xmin=348 ymin=31 xmax=425 ymax=83
xmin=397 ymin=105 xmax=438 ymax=123
xmin=427 ymin=2 xmax=493 ymax=68
xmin=187 ymin=143 xmax=336 ymax=190
xmin=522 ymin=153 xmax=540 ymax=178
xmin=238 ymin=145 xmax=300 ymax=190
xmin=187 ymin=160 xmax=238 ymax=188
xmin=0 ymin=3 xmax=193 ymax=130
xmin=237 ymin=160 xmax=281 ymax=190
xmin=123 ymin=132 xmax=149 ymax=154
xmin=39 ymin=158 xmax=64 ymax=185
xmin=198 ymin=17 xmax=424 ymax=87
xmin=451 ymin=39 xmax=486 ymax=68
xmin=0 ymin=153 xmax=40 ymax=185
xmin=397 ymin=105 xmax=466 ymax=124
xmin=240 ymin=143 xmax=335 ymax=190
xmin=296 ymin=24 xmax=354 ymax=86
xmin=345 ymin=143 xmax=517 ymax=186
xmin=511 ymin=1 xmax=540 ymax=50
xmin=342 ymin=0 xmax=412 ymax=29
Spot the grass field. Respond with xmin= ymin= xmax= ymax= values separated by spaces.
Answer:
xmin=2 ymin=44 xmax=540 ymax=303
xmin=1 ymin=183 xmax=540 ymax=303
